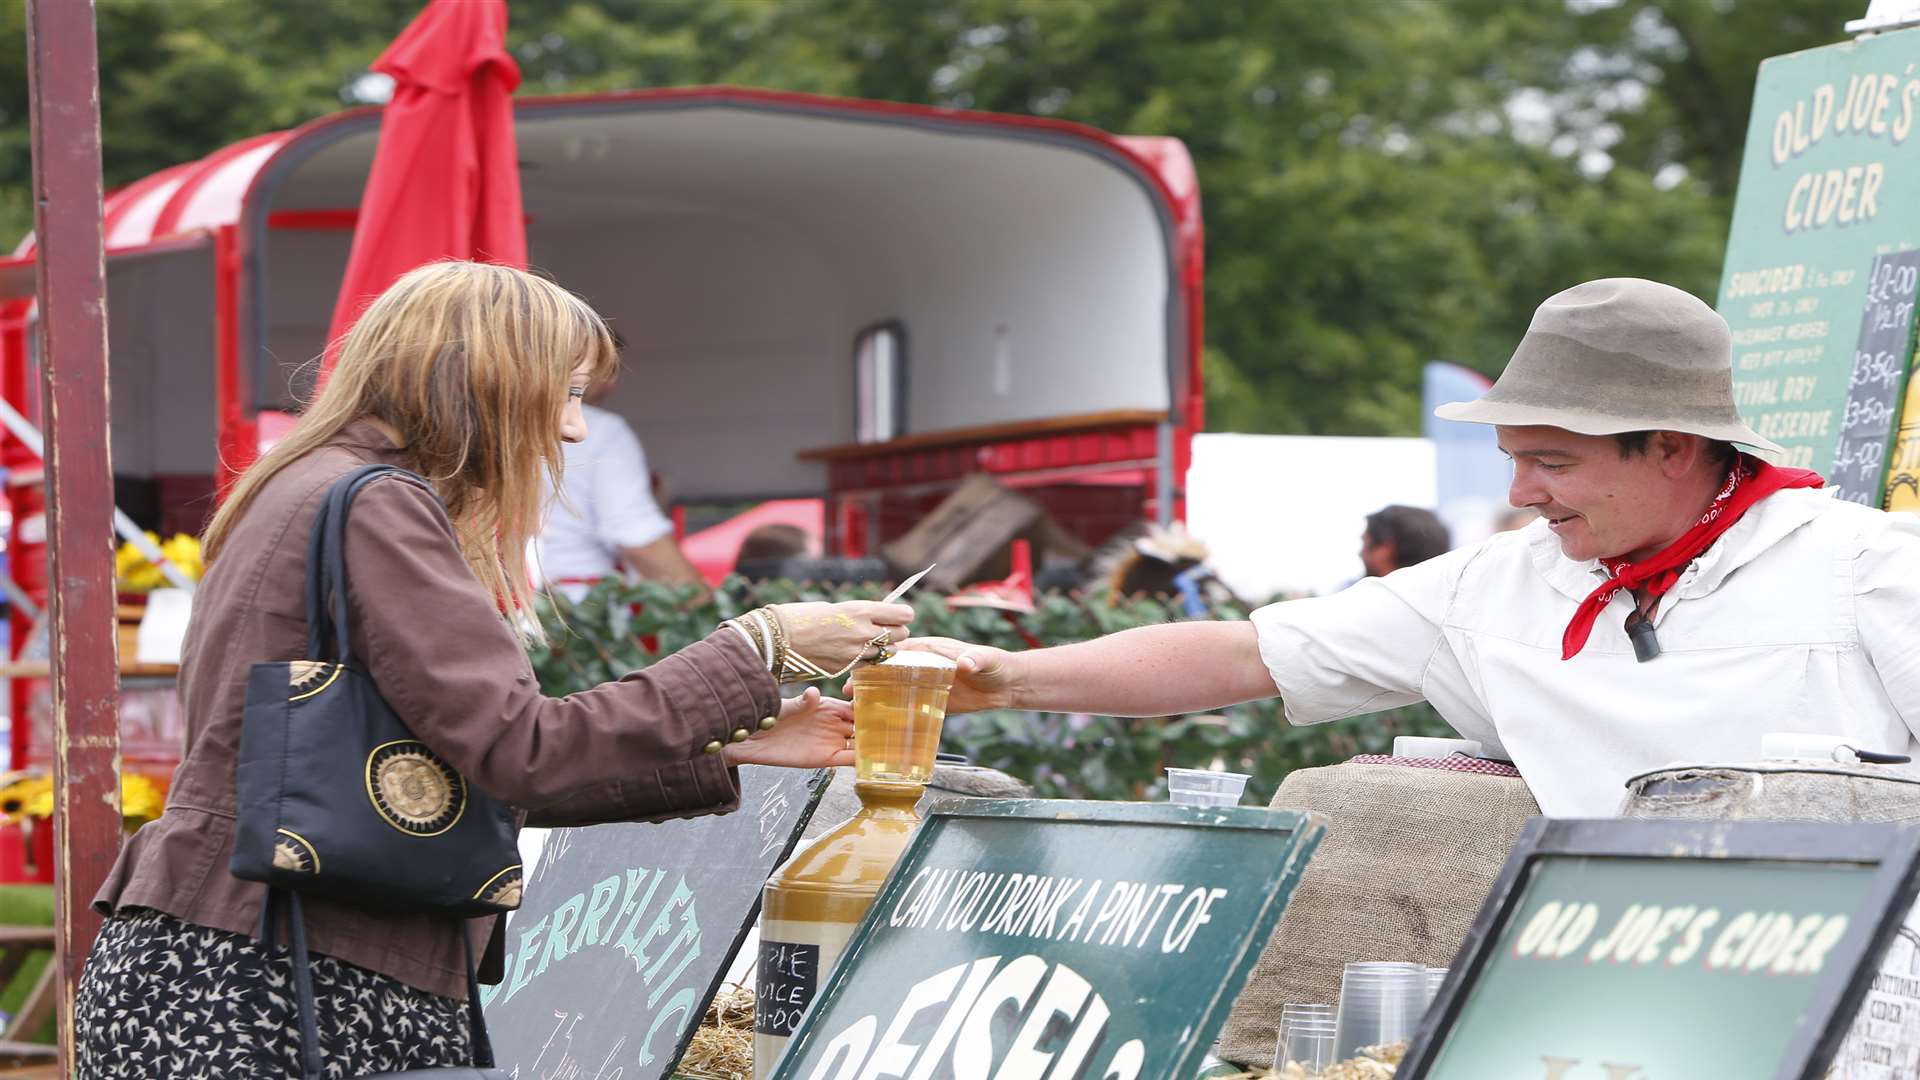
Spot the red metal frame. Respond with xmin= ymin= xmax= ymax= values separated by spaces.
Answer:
xmin=265 ymin=208 xmax=360 ymax=231
xmin=212 ymin=224 xmax=255 ymax=492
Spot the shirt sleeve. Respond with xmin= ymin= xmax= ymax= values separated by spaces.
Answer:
xmin=1249 ymin=546 xmax=1465 ymax=726
xmin=341 ymin=475 xmax=778 ymax=824
xmin=1855 ymin=509 xmax=1920 ymax=739
xmin=586 ymin=416 xmax=675 ymax=551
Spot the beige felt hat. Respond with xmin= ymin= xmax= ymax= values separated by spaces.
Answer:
xmin=1433 ymin=277 xmax=1782 ymax=453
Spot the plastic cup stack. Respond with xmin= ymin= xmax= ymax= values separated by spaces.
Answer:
xmin=1332 ymin=961 xmax=1428 ymax=1061
xmin=1425 ymin=966 xmax=1448 ymax=1008
xmin=1165 ymin=767 xmax=1252 ymax=807
xmin=1274 ymin=1003 xmax=1336 ymax=1073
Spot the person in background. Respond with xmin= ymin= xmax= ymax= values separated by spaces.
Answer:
xmin=536 ymin=331 xmax=709 ymax=602
xmin=1359 ymin=504 xmax=1451 ymax=577
xmin=734 ymin=523 xmax=813 ymax=577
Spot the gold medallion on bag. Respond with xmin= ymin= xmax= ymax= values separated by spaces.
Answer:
xmin=366 ymin=740 xmax=467 ymax=835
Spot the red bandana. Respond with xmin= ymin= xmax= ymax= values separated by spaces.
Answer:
xmin=1560 ymin=454 xmax=1825 ymax=660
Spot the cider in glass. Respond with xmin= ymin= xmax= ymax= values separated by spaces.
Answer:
xmin=846 ymin=651 xmax=955 ymax=784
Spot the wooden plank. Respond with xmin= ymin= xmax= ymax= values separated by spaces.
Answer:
xmin=795 ymin=408 xmax=1168 ymax=462
xmin=24 ymin=1 xmax=120 ymax=1070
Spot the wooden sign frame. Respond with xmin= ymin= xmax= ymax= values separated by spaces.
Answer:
xmin=766 ymin=799 xmax=1325 ymax=1080
xmin=1399 ymin=818 xmax=1920 ymax=1080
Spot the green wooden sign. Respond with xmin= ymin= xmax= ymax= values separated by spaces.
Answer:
xmin=1719 ymin=27 xmax=1920 ymax=486
xmin=1399 ymin=819 xmax=1920 ymax=1080
xmin=765 ymin=799 xmax=1324 ymax=1080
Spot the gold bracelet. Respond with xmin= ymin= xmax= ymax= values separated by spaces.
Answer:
xmin=759 ymin=607 xmax=791 ymax=677
xmin=721 ymin=617 xmax=775 ymax=675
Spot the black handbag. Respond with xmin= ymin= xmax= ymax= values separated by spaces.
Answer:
xmin=230 ymin=463 xmax=524 ymax=915
xmin=230 ymin=463 xmax=520 ymax=1077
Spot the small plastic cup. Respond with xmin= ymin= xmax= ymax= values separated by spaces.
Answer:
xmin=1333 ymin=961 xmax=1427 ymax=1061
xmin=1276 ymin=1018 xmax=1337 ymax=1072
xmin=1273 ymin=1003 xmax=1337 ymax=1071
xmin=1166 ymin=767 xmax=1251 ymax=807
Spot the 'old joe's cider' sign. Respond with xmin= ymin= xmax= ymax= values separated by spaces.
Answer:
xmin=1400 ymin=819 xmax=1920 ymax=1080
xmin=766 ymin=800 xmax=1324 ymax=1079
xmin=1718 ymin=26 xmax=1920 ymax=494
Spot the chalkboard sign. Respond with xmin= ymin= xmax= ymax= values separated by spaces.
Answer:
xmin=1831 ymin=249 xmax=1920 ymax=503
xmin=1888 ymin=355 xmax=1920 ymax=512
xmin=1717 ymin=27 xmax=1920 ymax=483
xmin=482 ymin=765 xmax=831 ymax=1079
xmin=765 ymin=800 xmax=1324 ymax=1080
xmin=1399 ymin=818 xmax=1920 ymax=1080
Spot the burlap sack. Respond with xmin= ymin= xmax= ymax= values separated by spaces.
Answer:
xmin=1213 ymin=757 xmax=1540 ymax=1068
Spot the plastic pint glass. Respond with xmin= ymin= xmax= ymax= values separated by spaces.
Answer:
xmin=846 ymin=651 xmax=956 ymax=784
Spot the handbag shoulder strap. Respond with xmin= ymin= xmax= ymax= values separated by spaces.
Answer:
xmin=304 ymin=463 xmax=438 ymax=663
xmin=260 ymin=888 xmax=498 ymax=1076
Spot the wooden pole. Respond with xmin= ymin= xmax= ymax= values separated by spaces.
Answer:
xmin=25 ymin=0 xmax=121 ymax=1066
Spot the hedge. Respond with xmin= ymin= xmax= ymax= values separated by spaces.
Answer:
xmin=528 ymin=578 xmax=1457 ymax=805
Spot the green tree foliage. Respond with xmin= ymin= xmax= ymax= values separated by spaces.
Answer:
xmin=0 ymin=0 xmax=1866 ymax=433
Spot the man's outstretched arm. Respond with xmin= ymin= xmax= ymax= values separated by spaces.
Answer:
xmin=901 ymin=620 xmax=1277 ymax=717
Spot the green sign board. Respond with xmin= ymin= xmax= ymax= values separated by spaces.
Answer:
xmin=765 ymin=799 xmax=1324 ymax=1080
xmin=1400 ymin=819 xmax=1920 ymax=1080
xmin=1719 ymin=28 xmax=1920 ymax=487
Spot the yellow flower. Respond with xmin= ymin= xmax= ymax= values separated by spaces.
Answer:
xmin=121 ymin=773 xmax=166 ymax=824
xmin=0 ymin=770 xmax=168 ymax=827
xmin=114 ymin=532 xmax=204 ymax=592
xmin=0 ymin=773 xmax=51 ymax=824
xmin=160 ymin=534 xmax=205 ymax=583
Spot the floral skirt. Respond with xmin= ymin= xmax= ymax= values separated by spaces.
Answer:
xmin=74 ymin=908 xmax=472 ymax=1079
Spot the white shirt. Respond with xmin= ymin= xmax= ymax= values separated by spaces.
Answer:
xmin=1251 ymin=489 xmax=1920 ymax=817
xmin=534 ymin=404 xmax=674 ymax=587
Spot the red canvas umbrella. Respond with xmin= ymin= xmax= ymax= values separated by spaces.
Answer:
xmin=322 ymin=0 xmax=524 ymax=373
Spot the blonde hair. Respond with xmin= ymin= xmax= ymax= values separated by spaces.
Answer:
xmin=205 ymin=260 xmax=617 ymax=639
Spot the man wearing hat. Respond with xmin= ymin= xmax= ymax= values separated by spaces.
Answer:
xmin=905 ymin=278 xmax=1920 ymax=816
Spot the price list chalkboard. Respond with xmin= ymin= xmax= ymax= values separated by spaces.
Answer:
xmin=1832 ymin=250 xmax=1920 ymax=504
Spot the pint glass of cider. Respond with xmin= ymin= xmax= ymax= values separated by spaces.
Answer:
xmin=846 ymin=651 xmax=956 ymax=784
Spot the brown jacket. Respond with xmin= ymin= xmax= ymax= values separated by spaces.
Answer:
xmin=93 ymin=422 xmax=779 ymax=999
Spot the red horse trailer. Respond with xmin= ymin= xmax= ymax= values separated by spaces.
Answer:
xmin=0 ymin=86 xmax=1203 ymax=777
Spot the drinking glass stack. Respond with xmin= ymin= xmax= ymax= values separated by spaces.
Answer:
xmin=1331 ymin=961 xmax=1428 ymax=1061
xmin=1272 ymin=1002 xmax=1335 ymax=1073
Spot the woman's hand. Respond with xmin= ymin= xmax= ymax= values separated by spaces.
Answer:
xmin=893 ymin=637 xmax=1020 ymax=713
xmin=722 ymin=688 xmax=856 ymax=769
xmin=772 ymin=601 xmax=915 ymax=672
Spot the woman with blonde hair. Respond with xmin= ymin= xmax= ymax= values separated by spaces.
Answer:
xmin=75 ymin=261 xmax=912 ymax=1077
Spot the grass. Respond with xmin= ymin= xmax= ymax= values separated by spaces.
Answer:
xmin=0 ymin=885 xmax=54 ymax=1044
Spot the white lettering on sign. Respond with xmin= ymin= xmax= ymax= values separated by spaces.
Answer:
xmin=1510 ymin=901 xmax=1844 ymax=975
xmin=801 ymin=956 xmax=1146 ymax=1080
xmin=1541 ymin=1060 xmax=1646 ymax=1079
xmin=883 ymin=869 xmax=1231 ymax=953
